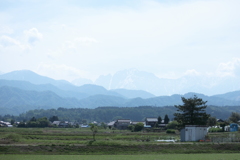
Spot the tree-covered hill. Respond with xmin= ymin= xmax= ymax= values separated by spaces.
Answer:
xmin=8 ymin=105 xmax=240 ymax=123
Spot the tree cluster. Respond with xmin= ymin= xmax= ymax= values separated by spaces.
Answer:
xmin=18 ymin=117 xmax=50 ymax=128
xmin=174 ymin=95 xmax=210 ymax=128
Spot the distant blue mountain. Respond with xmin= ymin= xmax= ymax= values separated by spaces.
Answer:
xmin=111 ymin=88 xmax=155 ymax=99
xmin=0 ymin=70 xmax=122 ymax=98
xmin=0 ymin=79 xmax=89 ymax=99
xmin=1 ymin=70 xmax=240 ymax=116
xmin=0 ymin=70 xmax=157 ymax=99
xmin=0 ymin=70 xmax=71 ymax=86
xmin=0 ymin=85 xmax=240 ymax=115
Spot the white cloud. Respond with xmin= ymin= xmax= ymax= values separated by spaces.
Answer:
xmin=216 ymin=58 xmax=240 ymax=77
xmin=24 ymin=28 xmax=43 ymax=44
xmin=65 ymin=37 xmax=98 ymax=49
xmin=36 ymin=63 xmax=90 ymax=81
xmin=0 ymin=35 xmax=30 ymax=50
xmin=0 ymin=26 xmax=13 ymax=34
xmin=0 ymin=0 xmax=240 ymax=81
xmin=184 ymin=69 xmax=201 ymax=76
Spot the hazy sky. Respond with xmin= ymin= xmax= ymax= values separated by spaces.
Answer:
xmin=0 ymin=0 xmax=240 ymax=81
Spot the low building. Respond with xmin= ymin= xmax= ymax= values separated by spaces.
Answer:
xmin=107 ymin=121 xmax=115 ymax=129
xmin=217 ymin=119 xmax=225 ymax=123
xmin=52 ymin=121 xmax=61 ymax=126
xmin=114 ymin=119 xmax=131 ymax=130
xmin=59 ymin=121 xmax=69 ymax=128
xmin=181 ymin=125 xmax=208 ymax=142
xmin=145 ymin=118 xmax=158 ymax=127
xmin=0 ymin=121 xmax=12 ymax=127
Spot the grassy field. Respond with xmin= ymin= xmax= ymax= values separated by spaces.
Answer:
xmin=1 ymin=127 xmax=240 ymax=155
xmin=1 ymin=154 xmax=240 ymax=160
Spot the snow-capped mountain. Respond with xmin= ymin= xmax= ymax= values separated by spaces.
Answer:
xmin=94 ymin=68 xmax=240 ymax=96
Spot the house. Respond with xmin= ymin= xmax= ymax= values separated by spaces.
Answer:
xmin=91 ymin=121 xmax=98 ymax=124
xmin=114 ymin=119 xmax=131 ymax=130
xmin=217 ymin=119 xmax=224 ymax=122
xmin=0 ymin=121 xmax=12 ymax=127
xmin=52 ymin=121 xmax=61 ymax=126
xmin=59 ymin=121 xmax=69 ymax=128
xmin=52 ymin=121 xmax=69 ymax=128
xmin=180 ymin=125 xmax=208 ymax=142
xmin=145 ymin=118 xmax=158 ymax=127
xmin=107 ymin=121 xmax=115 ymax=129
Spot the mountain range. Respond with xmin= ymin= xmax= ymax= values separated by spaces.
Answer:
xmin=92 ymin=68 xmax=240 ymax=96
xmin=0 ymin=70 xmax=240 ymax=116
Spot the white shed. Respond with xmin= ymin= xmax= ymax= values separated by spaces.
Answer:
xmin=180 ymin=125 xmax=207 ymax=142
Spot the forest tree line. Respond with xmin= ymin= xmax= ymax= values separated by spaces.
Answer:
xmin=1 ymin=105 xmax=240 ymax=124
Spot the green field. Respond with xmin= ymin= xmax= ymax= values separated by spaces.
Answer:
xmin=1 ymin=127 xmax=240 ymax=155
xmin=1 ymin=154 xmax=240 ymax=160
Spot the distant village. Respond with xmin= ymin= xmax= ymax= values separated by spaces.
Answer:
xmin=0 ymin=117 xmax=169 ymax=129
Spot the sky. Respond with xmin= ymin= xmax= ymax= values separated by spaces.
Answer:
xmin=0 ymin=0 xmax=240 ymax=82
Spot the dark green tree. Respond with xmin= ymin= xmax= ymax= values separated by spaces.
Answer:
xmin=229 ymin=112 xmax=240 ymax=123
xmin=38 ymin=117 xmax=50 ymax=127
xmin=49 ymin=116 xmax=59 ymax=122
xmin=134 ymin=122 xmax=144 ymax=132
xmin=174 ymin=95 xmax=210 ymax=128
xmin=207 ymin=116 xmax=217 ymax=127
xmin=100 ymin=122 xmax=107 ymax=129
xmin=17 ymin=122 xmax=26 ymax=128
xmin=10 ymin=119 xmax=15 ymax=125
xmin=30 ymin=117 xmax=37 ymax=122
xmin=158 ymin=116 xmax=162 ymax=124
xmin=166 ymin=121 xmax=178 ymax=129
xmin=127 ymin=125 xmax=134 ymax=131
xmin=164 ymin=114 xmax=169 ymax=124
xmin=90 ymin=124 xmax=98 ymax=141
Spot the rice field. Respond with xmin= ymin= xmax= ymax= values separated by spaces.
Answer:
xmin=1 ymin=154 xmax=240 ymax=160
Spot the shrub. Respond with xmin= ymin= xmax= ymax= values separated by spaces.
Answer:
xmin=166 ymin=129 xmax=175 ymax=134
xmin=145 ymin=128 xmax=150 ymax=132
xmin=166 ymin=121 xmax=178 ymax=129
xmin=127 ymin=125 xmax=134 ymax=131
xmin=134 ymin=123 xmax=144 ymax=132
xmin=208 ymin=127 xmax=223 ymax=132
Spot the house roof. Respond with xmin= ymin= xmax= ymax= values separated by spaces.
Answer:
xmin=52 ymin=121 xmax=61 ymax=125
xmin=59 ymin=122 xmax=68 ymax=126
xmin=146 ymin=118 xmax=158 ymax=122
xmin=217 ymin=119 xmax=224 ymax=122
xmin=107 ymin=121 xmax=115 ymax=126
xmin=116 ymin=119 xmax=131 ymax=123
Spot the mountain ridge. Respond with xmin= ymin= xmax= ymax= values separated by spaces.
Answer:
xmin=0 ymin=85 xmax=240 ymax=116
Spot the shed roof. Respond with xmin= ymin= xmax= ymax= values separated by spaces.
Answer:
xmin=116 ymin=119 xmax=131 ymax=123
xmin=146 ymin=118 xmax=158 ymax=122
xmin=107 ymin=121 xmax=115 ymax=126
xmin=52 ymin=121 xmax=61 ymax=125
